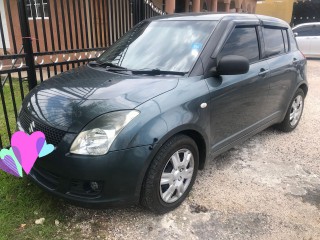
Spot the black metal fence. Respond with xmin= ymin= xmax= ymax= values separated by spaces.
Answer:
xmin=291 ymin=0 xmax=320 ymax=26
xmin=0 ymin=0 xmax=165 ymax=148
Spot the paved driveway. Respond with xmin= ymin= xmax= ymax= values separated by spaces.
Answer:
xmin=64 ymin=60 xmax=320 ymax=240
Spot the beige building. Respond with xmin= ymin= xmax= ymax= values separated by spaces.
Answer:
xmin=256 ymin=0 xmax=295 ymax=23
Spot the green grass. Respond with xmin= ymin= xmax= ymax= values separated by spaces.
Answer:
xmin=0 ymin=79 xmax=29 ymax=147
xmin=0 ymin=173 xmax=67 ymax=240
xmin=0 ymin=79 xmax=68 ymax=239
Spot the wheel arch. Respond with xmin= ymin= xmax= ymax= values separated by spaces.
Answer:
xmin=139 ymin=126 xmax=209 ymax=199
xmin=298 ymin=83 xmax=308 ymax=96
xmin=178 ymin=129 xmax=207 ymax=170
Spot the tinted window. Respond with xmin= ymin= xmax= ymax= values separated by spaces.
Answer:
xmin=218 ymin=27 xmax=260 ymax=63
xmin=294 ymin=25 xmax=320 ymax=37
xmin=282 ymin=30 xmax=289 ymax=52
xmin=263 ymin=28 xmax=285 ymax=57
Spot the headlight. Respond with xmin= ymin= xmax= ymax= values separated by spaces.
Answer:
xmin=70 ymin=110 xmax=139 ymax=155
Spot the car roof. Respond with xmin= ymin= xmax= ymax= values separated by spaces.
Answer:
xmin=148 ymin=13 xmax=289 ymax=28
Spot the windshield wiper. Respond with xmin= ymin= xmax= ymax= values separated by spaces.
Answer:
xmin=88 ymin=61 xmax=127 ymax=70
xmin=89 ymin=63 xmax=187 ymax=76
xmin=131 ymin=69 xmax=187 ymax=76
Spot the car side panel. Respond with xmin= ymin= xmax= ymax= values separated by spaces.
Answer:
xmin=264 ymin=53 xmax=299 ymax=116
xmin=309 ymin=36 xmax=320 ymax=57
xmin=295 ymin=36 xmax=311 ymax=55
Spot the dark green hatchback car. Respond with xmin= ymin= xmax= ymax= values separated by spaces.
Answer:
xmin=17 ymin=13 xmax=307 ymax=213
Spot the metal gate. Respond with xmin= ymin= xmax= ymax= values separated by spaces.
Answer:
xmin=292 ymin=0 xmax=320 ymax=26
xmin=0 ymin=0 xmax=165 ymax=148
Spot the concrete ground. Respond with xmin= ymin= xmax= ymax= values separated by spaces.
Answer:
xmin=63 ymin=60 xmax=320 ymax=240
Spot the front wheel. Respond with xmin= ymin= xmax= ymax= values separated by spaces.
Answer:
xmin=275 ymin=88 xmax=305 ymax=132
xmin=141 ymin=134 xmax=199 ymax=214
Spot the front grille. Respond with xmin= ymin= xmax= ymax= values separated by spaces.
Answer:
xmin=19 ymin=110 xmax=66 ymax=146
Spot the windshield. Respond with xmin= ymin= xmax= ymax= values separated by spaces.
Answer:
xmin=97 ymin=20 xmax=217 ymax=73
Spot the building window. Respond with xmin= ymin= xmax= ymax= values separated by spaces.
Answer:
xmin=26 ymin=0 xmax=49 ymax=19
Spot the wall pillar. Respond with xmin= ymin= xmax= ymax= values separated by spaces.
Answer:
xmin=247 ymin=3 xmax=253 ymax=13
xmin=192 ymin=0 xmax=201 ymax=12
xmin=224 ymin=0 xmax=231 ymax=12
xmin=251 ymin=1 xmax=257 ymax=13
xmin=242 ymin=1 xmax=248 ymax=12
xmin=235 ymin=0 xmax=243 ymax=12
xmin=185 ymin=0 xmax=189 ymax=11
xmin=211 ymin=0 xmax=218 ymax=12
xmin=165 ymin=0 xmax=175 ymax=14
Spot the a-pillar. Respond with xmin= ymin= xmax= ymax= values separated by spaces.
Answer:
xmin=224 ymin=0 xmax=231 ymax=12
xmin=211 ymin=0 xmax=218 ymax=12
xmin=165 ymin=0 xmax=175 ymax=14
xmin=192 ymin=0 xmax=201 ymax=12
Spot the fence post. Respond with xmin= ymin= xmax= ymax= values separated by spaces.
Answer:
xmin=17 ymin=0 xmax=37 ymax=90
xmin=132 ymin=0 xmax=146 ymax=25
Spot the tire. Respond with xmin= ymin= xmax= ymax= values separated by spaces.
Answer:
xmin=141 ymin=134 xmax=199 ymax=214
xmin=275 ymin=88 xmax=305 ymax=132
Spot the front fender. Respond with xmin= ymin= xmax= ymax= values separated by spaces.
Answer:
xmin=110 ymin=77 xmax=211 ymax=155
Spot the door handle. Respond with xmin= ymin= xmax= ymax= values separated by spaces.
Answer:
xmin=258 ymin=68 xmax=269 ymax=76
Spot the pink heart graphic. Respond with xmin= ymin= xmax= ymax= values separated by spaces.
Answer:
xmin=0 ymin=155 xmax=21 ymax=177
xmin=11 ymin=131 xmax=45 ymax=174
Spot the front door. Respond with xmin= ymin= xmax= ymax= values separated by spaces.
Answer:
xmin=205 ymin=26 xmax=271 ymax=152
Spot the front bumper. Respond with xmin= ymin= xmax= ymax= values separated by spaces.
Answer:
xmin=29 ymin=142 xmax=153 ymax=208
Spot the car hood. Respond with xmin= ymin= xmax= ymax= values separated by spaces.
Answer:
xmin=21 ymin=65 xmax=178 ymax=132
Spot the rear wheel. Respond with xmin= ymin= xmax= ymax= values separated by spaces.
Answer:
xmin=141 ymin=134 xmax=199 ymax=214
xmin=276 ymin=88 xmax=305 ymax=132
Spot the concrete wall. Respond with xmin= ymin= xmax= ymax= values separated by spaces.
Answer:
xmin=256 ymin=0 xmax=294 ymax=23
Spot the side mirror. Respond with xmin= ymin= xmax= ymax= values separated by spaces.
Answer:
xmin=294 ymin=32 xmax=298 ymax=37
xmin=215 ymin=55 xmax=249 ymax=75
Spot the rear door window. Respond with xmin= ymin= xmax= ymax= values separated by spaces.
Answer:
xmin=218 ymin=26 xmax=260 ymax=64
xmin=263 ymin=27 xmax=285 ymax=57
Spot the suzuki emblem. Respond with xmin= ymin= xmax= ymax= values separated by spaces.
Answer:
xmin=29 ymin=121 xmax=35 ymax=133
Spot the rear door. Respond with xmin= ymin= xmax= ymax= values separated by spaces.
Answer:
xmin=205 ymin=25 xmax=271 ymax=151
xmin=262 ymin=27 xmax=298 ymax=116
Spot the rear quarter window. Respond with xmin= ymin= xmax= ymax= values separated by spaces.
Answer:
xmin=288 ymin=30 xmax=299 ymax=51
xmin=282 ymin=30 xmax=289 ymax=52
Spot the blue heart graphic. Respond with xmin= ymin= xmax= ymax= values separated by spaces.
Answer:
xmin=38 ymin=141 xmax=55 ymax=158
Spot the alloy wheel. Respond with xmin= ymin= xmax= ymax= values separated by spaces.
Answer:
xmin=159 ymin=149 xmax=194 ymax=203
xmin=290 ymin=95 xmax=303 ymax=127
